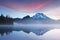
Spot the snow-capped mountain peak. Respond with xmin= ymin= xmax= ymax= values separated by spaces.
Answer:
xmin=32 ymin=13 xmax=50 ymax=19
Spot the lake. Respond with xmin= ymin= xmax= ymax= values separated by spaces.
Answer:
xmin=0 ymin=25 xmax=60 ymax=40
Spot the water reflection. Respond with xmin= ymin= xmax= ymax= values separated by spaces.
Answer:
xmin=0 ymin=25 xmax=52 ymax=36
xmin=41 ymin=29 xmax=60 ymax=40
xmin=0 ymin=25 xmax=60 ymax=40
xmin=0 ymin=25 xmax=13 ymax=36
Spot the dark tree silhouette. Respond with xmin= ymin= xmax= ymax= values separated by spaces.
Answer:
xmin=0 ymin=14 xmax=13 ymax=25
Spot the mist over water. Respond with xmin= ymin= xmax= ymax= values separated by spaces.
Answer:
xmin=0 ymin=23 xmax=60 ymax=40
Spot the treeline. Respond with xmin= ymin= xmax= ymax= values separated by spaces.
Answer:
xmin=0 ymin=14 xmax=13 ymax=25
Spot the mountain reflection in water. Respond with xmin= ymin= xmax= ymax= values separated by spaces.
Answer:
xmin=0 ymin=25 xmax=60 ymax=40
xmin=0 ymin=25 xmax=52 ymax=36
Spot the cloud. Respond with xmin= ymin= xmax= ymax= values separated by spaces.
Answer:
xmin=0 ymin=0 xmax=59 ymax=12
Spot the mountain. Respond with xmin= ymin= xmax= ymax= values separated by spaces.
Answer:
xmin=20 ymin=15 xmax=34 ymax=24
xmin=14 ymin=13 xmax=55 ymax=24
xmin=13 ymin=18 xmax=21 ymax=22
xmin=32 ymin=13 xmax=52 ymax=20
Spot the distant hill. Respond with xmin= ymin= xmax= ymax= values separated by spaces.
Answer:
xmin=13 ymin=13 xmax=60 ymax=24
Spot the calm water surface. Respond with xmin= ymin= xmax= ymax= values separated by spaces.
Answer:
xmin=0 ymin=25 xmax=60 ymax=40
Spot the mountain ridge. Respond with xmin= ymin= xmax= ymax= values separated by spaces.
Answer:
xmin=13 ymin=13 xmax=59 ymax=24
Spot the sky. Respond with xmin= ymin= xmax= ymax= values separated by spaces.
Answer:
xmin=0 ymin=0 xmax=60 ymax=20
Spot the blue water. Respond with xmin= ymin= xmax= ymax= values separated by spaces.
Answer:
xmin=0 ymin=25 xmax=60 ymax=40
